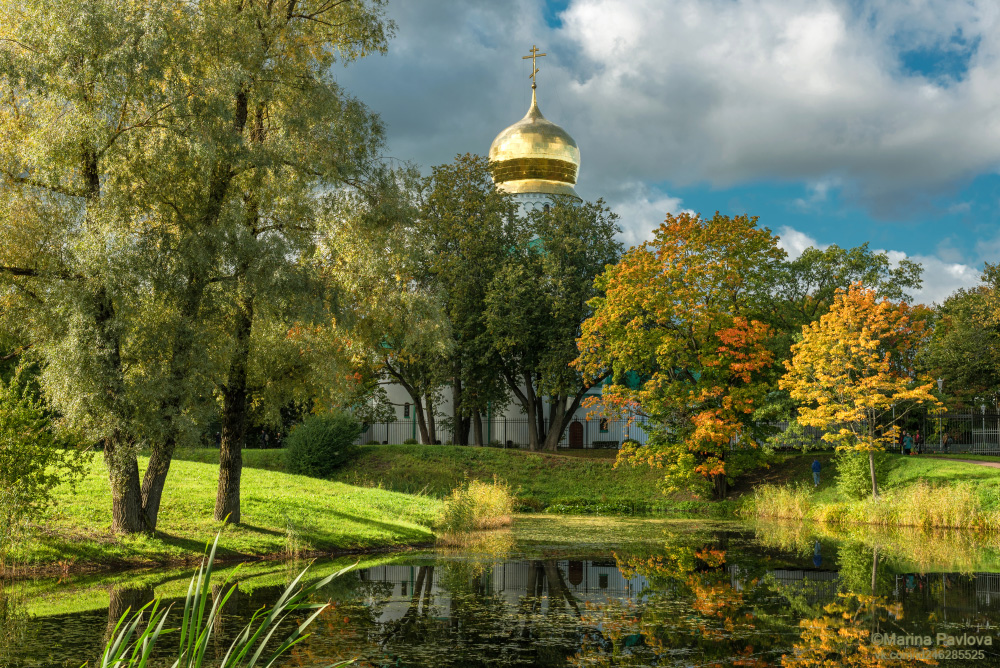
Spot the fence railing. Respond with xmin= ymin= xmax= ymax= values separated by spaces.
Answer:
xmin=355 ymin=416 xmax=650 ymax=449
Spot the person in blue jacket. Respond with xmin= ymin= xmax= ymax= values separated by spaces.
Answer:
xmin=811 ymin=458 xmax=821 ymax=487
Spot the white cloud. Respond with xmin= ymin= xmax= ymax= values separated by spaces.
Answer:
xmin=332 ymin=0 xmax=1000 ymax=254
xmin=881 ymin=250 xmax=981 ymax=304
xmin=773 ymin=226 xmax=980 ymax=304
xmin=776 ymin=226 xmax=829 ymax=259
xmin=555 ymin=0 xmax=1000 ymax=211
xmin=606 ymin=182 xmax=688 ymax=247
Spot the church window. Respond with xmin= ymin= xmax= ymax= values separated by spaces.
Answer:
xmin=543 ymin=203 xmax=550 ymax=213
xmin=403 ymin=403 xmax=410 ymax=418
xmin=599 ymin=418 xmax=609 ymax=433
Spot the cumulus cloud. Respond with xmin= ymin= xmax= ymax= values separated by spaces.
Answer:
xmin=881 ymin=250 xmax=982 ymax=305
xmin=776 ymin=226 xmax=829 ymax=259
xmin=605 ymin=182 xmax=688 ymax=247
xmin=772 ymin=225 xmax=980 ymax=304
xmin=557 ymin=0 xmax=1000 ymax=213
xmin=336 ymin=1 xmax=1000 ymax=218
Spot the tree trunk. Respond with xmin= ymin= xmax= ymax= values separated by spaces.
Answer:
xmin=522 ymin=379 xmax=540 ymax=451
xmin=140 ymin=445 xmax=173 ymax=531
xmin=542 ymin=400 xmax=566 ymax=452
xmin=215 ymin=291 xmax=253 ymax=524
xmin=473 ymin=410 xmax=484 ymax=446
xmin=452 ymin=378 xmax=470 ymax=445
xmin=413 ymin=396 xmax=430 ymax=444
xmin=869 ymin=450 xmax=879 ymax=498
xmin=425 ymin=395 xmax=437 ymax=444
xmin=143 ymin=275 xmax=209 ymax=531
xmin=105 ymin=441 xmax=145 ymax=534
xmin=712 ymin=472 xmax=728 ymax=500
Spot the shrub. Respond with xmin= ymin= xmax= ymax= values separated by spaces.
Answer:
xmin=835 ymin=449 xmax=893 ymax=499
xmin=284 ymin=412 xmax=362 ymax=478
xmin=438 ymin=477 xmax=514 ymax=539
xmin=403 ymin=438 xmax=418 ymax=445
xmin=0 ymin=369 xmax=82 ymax=562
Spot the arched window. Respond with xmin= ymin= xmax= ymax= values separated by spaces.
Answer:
xmin=543 ymin=203 xmax=550 ymax=213
xmin=403 ymin=403 xmax=410 ymax=418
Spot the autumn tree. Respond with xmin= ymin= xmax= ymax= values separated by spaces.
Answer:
xmin=780 ymin=284 xmax=940 ymax=497
xmin=575 ymin=212 xmax=783 ymax=499
xmin=485 ymin=199 xmax=622 ymax=451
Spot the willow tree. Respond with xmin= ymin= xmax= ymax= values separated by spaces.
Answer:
xmin=0 ymin=0 xmax=392 ymax=531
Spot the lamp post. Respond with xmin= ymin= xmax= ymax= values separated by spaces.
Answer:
xmin=937 ymin=378 xmax=944 ymax=452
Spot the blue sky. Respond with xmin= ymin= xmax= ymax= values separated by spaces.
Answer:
xmin=334 ymin=0 xmax=1000 ymax=303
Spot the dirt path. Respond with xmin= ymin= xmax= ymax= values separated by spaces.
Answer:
xmin=936 ymin=458 xmax=1000 ymax=469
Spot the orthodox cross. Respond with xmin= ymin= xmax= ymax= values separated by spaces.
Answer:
xmin=523 ymin=45 xmax=546 ymax=89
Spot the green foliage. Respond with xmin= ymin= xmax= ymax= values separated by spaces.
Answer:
xmin=485 ymin=199 xmax=622 ymax=450
xmin=284 ymin=413 xmax=362 ymax=478
xmin=0 ymin=369 xmax=82 ymax=561
xmin=918 ymin=282 xmax=1000 ymax=407
xmin=835 ymin=449 xmax=894 ymax=500
xmin=402 ymin=438 xmax=419 ymax=444
xmin=99 ymin=532 xmax=353 ymax=668
xmin=437 ymin=478 xmax=514 ymax=537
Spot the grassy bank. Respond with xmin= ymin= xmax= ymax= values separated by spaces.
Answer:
xmin=742 ymin=453 xmax=1000 ymax=531
xmin=175 ymin=444 xmax=689 ymax=514
xmin=14 ymin=453 xmax=440 ymax=572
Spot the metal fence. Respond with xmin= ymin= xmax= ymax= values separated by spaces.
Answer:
xmin=355 ymin=416 xmax=650 ymax=449
xmin=339 ymin=409 xmax=1000 ymax=454
xmin=766 ymin=411 xmax=1000 ymax=455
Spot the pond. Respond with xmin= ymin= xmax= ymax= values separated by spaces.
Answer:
xmin=5 ymin=516 xmax=1000 ymax=667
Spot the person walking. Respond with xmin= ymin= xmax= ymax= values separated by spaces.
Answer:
xmin=811 ymin=458 xmax=821 ymax=487
xmin=915 ymin=430 xmax=923 ymax=454
xmin=903 ymin=431 xmax=914 ymax=455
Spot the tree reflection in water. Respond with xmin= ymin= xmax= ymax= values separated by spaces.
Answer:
xmin=9 ymin=524 xmax=1000 ymax=667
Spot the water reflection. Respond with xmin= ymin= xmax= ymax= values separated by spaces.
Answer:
xmin=5 ymin=523 xmax=1000 ymax=667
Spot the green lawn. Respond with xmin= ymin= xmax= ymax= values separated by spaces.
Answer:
xmin=18 ymin=453 xmax=440 ymax=570
xmin=176 ymin=444 xmax=668 ymax=513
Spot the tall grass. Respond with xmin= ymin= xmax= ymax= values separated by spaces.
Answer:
xmin=742 ymin=483 xmax=812 ymax=520
xmin=97 ymin=533 xmax=352 ymax=668
xmin=745 ymin=481 xmax=1000 ymax=531
xmin=437 ymin=478 xmax=514 ymax=543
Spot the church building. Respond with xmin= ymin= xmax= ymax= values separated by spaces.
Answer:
xmin=370 ymin=48 xmax=643 ymax=449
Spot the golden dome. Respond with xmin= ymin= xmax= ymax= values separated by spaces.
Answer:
xmin=489 ymin=89 xmax=580 ymax=197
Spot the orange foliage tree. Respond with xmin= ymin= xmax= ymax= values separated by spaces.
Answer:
xmin=574 ymin=212 xmax=784 ymax=499
xmin=780 ymin=283 xmax=940 ymax=497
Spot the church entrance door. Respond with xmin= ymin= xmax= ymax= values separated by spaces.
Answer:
xmin=569 ymin=421 xmax=584 ymax=449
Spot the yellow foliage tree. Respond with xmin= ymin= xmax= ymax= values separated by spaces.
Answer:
xmin=780 ymin=283 xmax=940 ymax=497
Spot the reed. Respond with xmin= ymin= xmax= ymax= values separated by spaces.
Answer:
xmin=436 ymin=477 xmax=514 ymax=543
xmin=96 ymin=532 xmax=352 ymax=668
